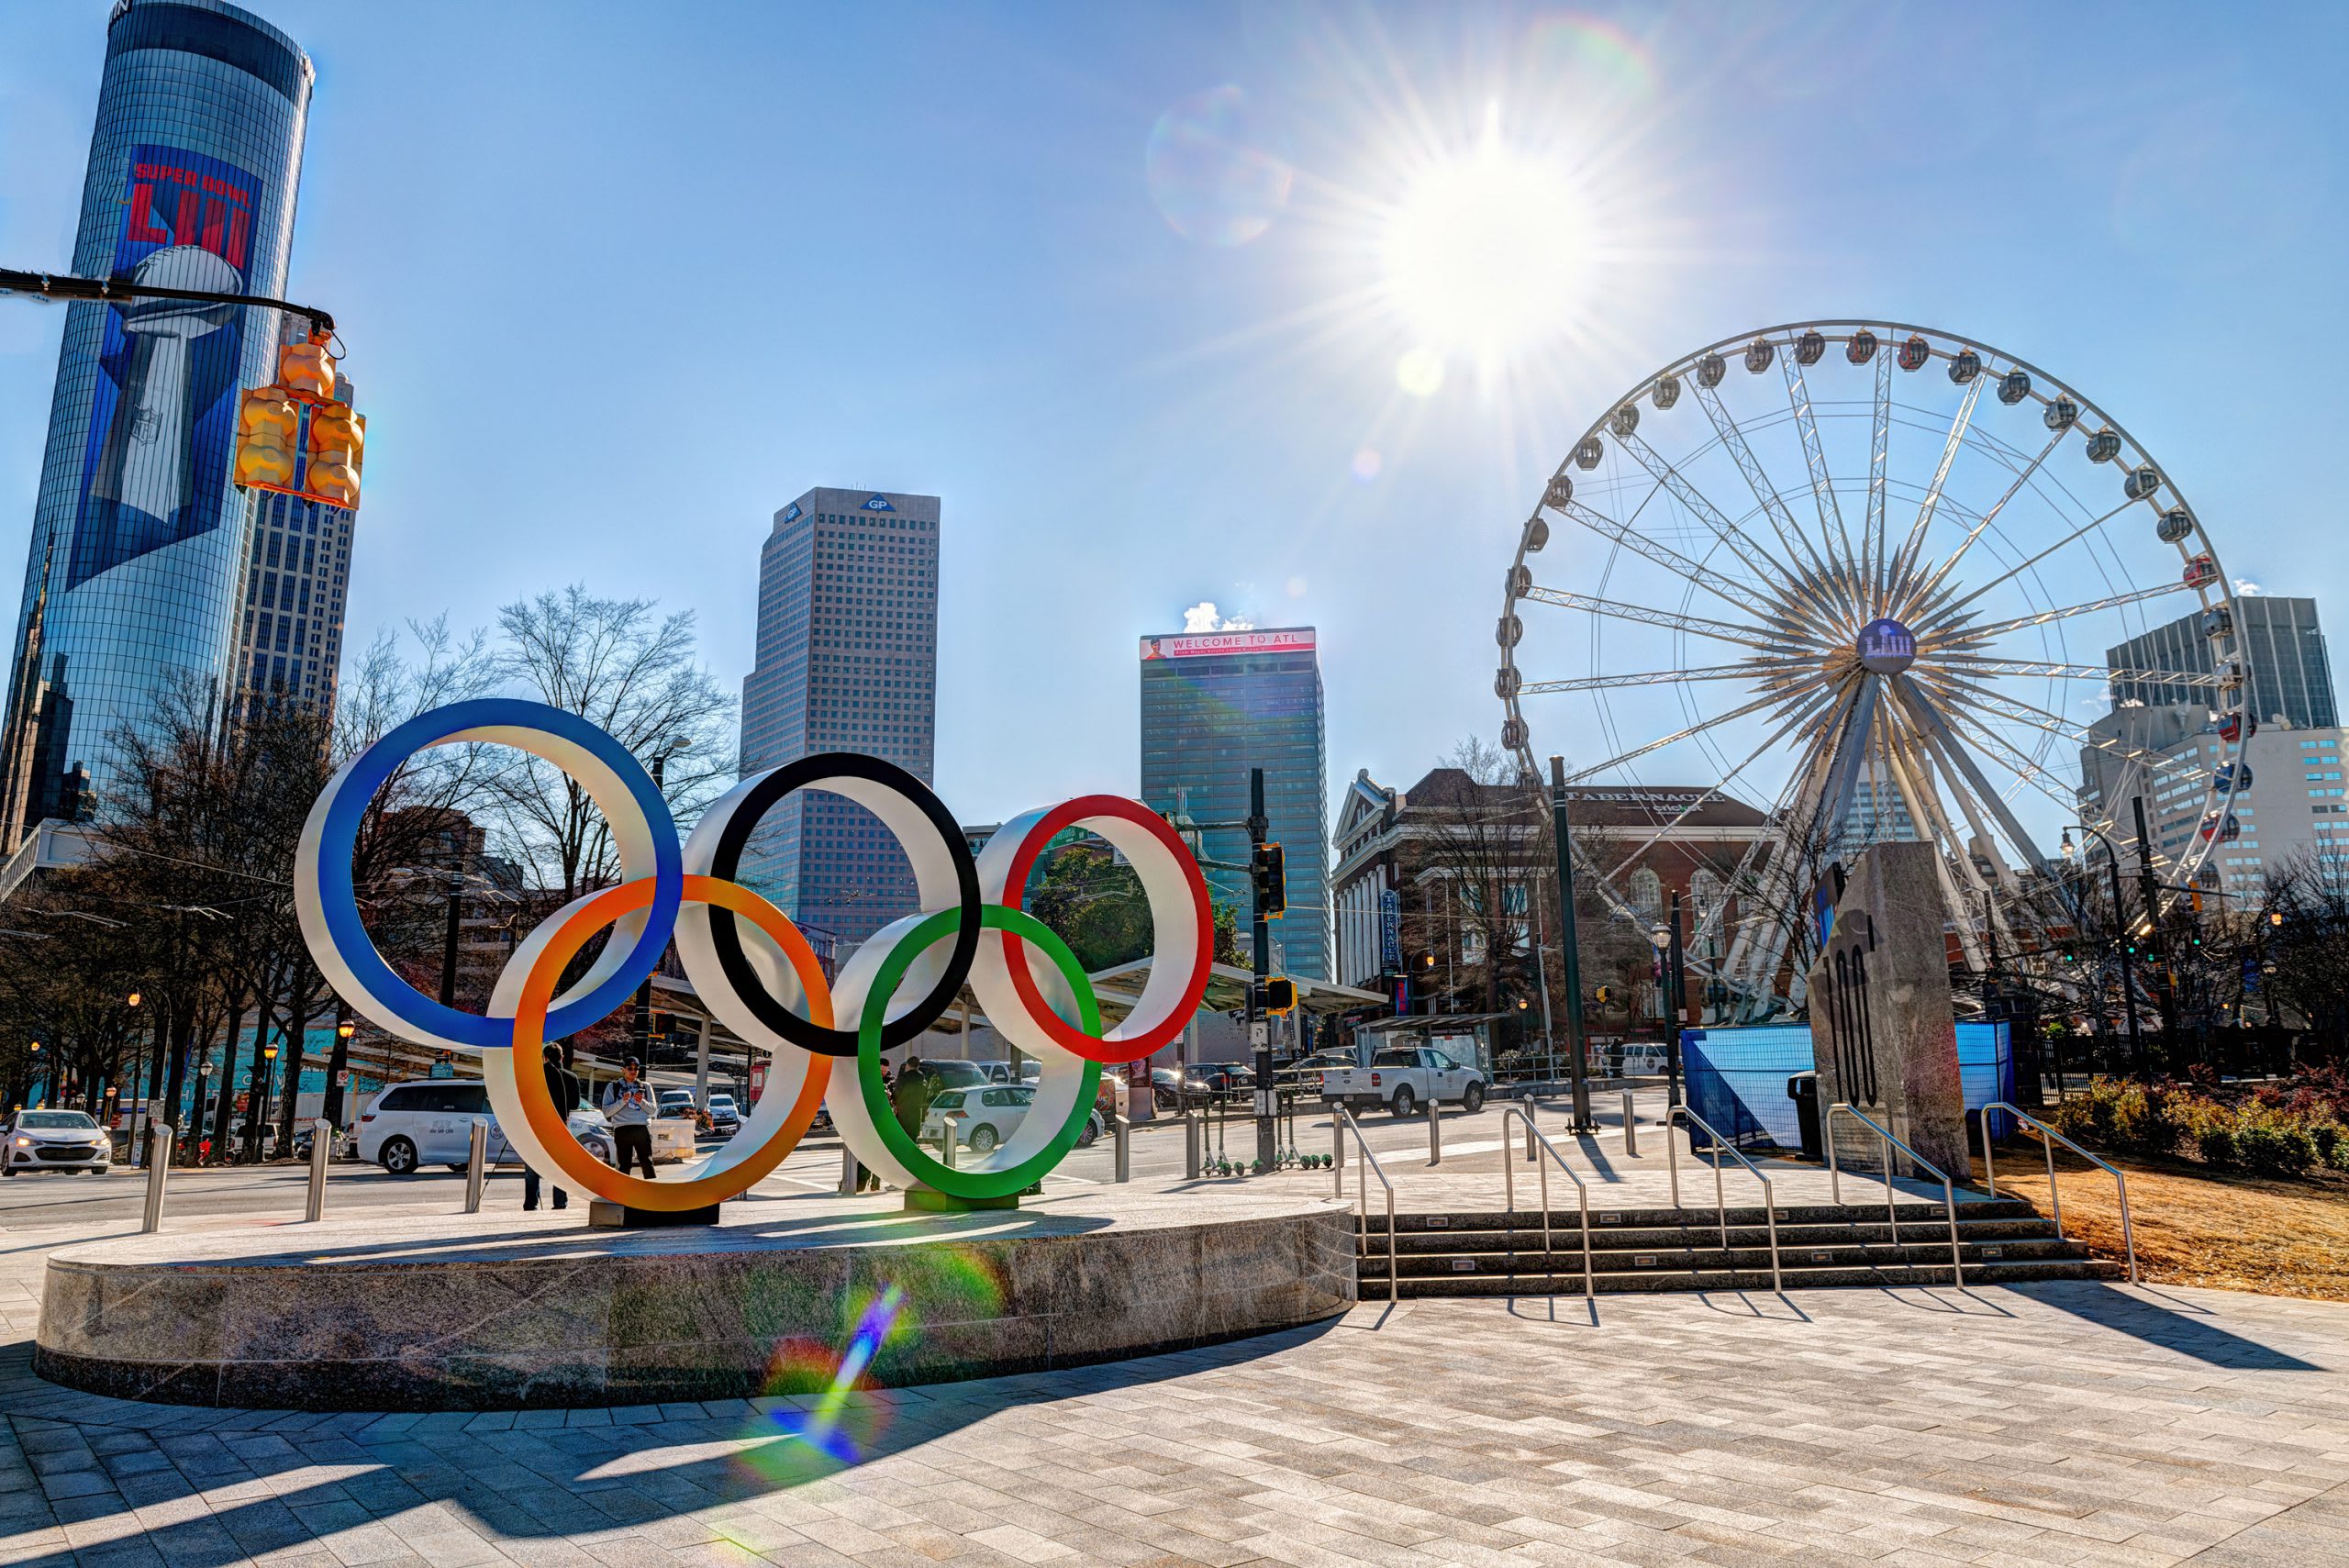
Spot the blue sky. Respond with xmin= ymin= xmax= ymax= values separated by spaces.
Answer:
xmin=4 ymin=1 xmax=2345 ymax=829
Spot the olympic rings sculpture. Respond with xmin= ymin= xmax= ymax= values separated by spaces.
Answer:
xmin=295 ymin=698 xmax=1214 ymax=1210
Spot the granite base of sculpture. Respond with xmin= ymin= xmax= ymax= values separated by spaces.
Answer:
xmin=1806 ymin=840 xmax=1970 ymax=1179
xmin=34 ymin=1190 xmax=1356 ymax=1410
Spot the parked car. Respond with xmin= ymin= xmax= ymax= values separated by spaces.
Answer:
xmin=1279 ymin=1051 xmax=1357 ymax=1095
xmin=357 ymin=1079 xmax=616 ymax=1174
xmin=920 ymin=1060 xmax=993 ymax=1093
xmin=705 ymin=1093 xmax=740 ymax=1138
xmin=920 ymin=1084 xmax=1034 ymax=1155
xmin=2 ymin=1107 xmax=109 ymax=1175
xmin=1319 ymin=1046 xmax=1486 ymax=1118
xmin=1150 ymin=1067 xmax=1191 ymax=1111
xmin=1185 ymin=1062 xmax=1255 ymax=1097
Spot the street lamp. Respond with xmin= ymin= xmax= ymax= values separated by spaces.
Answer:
xmin=255 ymin=1041 xmax=280 ymax=1163
xmin=195 ymin=1060 xmax=214 ymax=1162
xmin=2062 ymin=826 xmax=2147 ymax=1084
xmin=26 ymin=1039 xmax=39 ymax=1110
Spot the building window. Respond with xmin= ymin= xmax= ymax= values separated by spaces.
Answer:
xmin=1631 ymin=867 xmax=1663 ymax=916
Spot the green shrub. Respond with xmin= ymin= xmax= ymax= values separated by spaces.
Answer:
xmin=2232 ymin=1103 xmax=2318 ymax=1177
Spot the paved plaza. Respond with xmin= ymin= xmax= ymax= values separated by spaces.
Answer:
xmin=2 ymin=1243 xmax=2345 ymax=1566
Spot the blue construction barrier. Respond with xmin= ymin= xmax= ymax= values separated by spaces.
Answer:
xmin=1683 ymin=1022 xmax=2013 ymax=1152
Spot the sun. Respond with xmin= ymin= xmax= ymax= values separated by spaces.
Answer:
xmin=1378 ymin=106 xmax=1590 ymax=373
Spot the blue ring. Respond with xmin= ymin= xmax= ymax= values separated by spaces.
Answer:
xmin=312 ymin=698 xmax=683 ymax=1051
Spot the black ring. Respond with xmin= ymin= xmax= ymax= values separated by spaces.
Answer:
xmin=703 ymin=752 xmax=981 ymax=1057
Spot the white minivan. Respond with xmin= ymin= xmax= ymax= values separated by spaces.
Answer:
xmin=357 ymin=1079 xmax=615 ymax=1175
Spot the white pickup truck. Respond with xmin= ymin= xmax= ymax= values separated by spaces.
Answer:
xmin=1319 ymin=1045 xmax=1487 ymax=1118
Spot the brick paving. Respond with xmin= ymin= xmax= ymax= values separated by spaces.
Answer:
xmin=1 ymin=1273 xmax=2344 ymax=1566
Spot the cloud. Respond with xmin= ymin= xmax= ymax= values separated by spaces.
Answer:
xmin=1181 ymin=601 xmax=1253 ymax=632
xmin=2234 ymin=578 xmax=2263 ymax=595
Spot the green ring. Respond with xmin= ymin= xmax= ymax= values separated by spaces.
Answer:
xmin=858 ymin=904 xmax=1102 ymax=1200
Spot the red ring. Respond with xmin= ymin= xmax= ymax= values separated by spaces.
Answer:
xmin=996 ymin=795 xmax=1213 ymax=1062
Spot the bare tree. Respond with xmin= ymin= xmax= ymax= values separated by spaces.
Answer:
xmin=489 ymin=586 xmax=736 ymax=904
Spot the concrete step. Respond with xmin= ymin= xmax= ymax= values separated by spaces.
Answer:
xmin=1372 ymin=1236 xmax=2084 ymax=1279
xmin=1356 ymin=1198 xmax=2043 ymax=1234
xmin=1372 ymin=1218 xmax=2062 ymax=1255
xmin=1357 ymin=1256 xmax=2123 ymax=1299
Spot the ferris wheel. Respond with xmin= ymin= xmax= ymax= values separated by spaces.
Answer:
xmin=1496 ymin=319 xmax=2249 ymax=1013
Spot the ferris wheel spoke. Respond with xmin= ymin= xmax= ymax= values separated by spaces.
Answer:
xmin=1937 ymin=682 xmax=2168 ymax=776
xmin=1930 ymin=581 xmax=2195 ymax=651
xmin=1702 ymin=691 xmax=1849 ymax=963
xmin=1937 ymin=703 xmax=2099 ymax=819
xmin=1519 ymin=587 xmax=1796 ymax=652
xmin=1890 ymin=674 xmax=2050 ymax=873
xmin=1932 ymin=498 xmax=2139 ymax=621
xmin=1782 ymin=349 xmax=1861 ymax=595
xmin=1887 ymin=373 xmax=1984 ymax=599
xmin=1933 ymin=655 xmax=2221 ymax=688
xmin=1600 ymin=682 xmax=1853 ymax=897
xmin=1864 ymin=343 xmax=1897 ymax=599
xmin=1552 ymin=498 xmax=1782 ymax=621
xmin=1690 ymin=378 xmax=1845 ymax=605
xmin=1609 ymin=428 xmax=1789 ymax=589
xmin=1518 ymin=658 xmax=1810 ymax=695
xmin=1900 ymin=428 xmax=2069 ymax=619
xmin=1558 ymin=684 xmax=1811 ymax=785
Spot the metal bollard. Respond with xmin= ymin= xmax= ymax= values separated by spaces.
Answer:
xmin=1184 ymin=1109 xmax=1201 ymax=1180
xmin=140 ymin=1125 xmax=175 ymax=1234
xmin=941 ymin=1114 xmax=960 ymax=1169
xmin=1523 ymin=1100 xmax=1538 ymax=1162
xmin=1331 ymin=1112 xmax=1344 ymax=1193
xmin=463 ymin=1119 xmax=488 ymax=1214
xmin=304 ymin=1118 xmax=331 ymax=1222
xmin=1428 ymin=1100 xmax=1442 ymax=1165
xmin=838 ymin=1144 xmax=858 ymax=1195
xmin=1114 ymin=1115 xmax=1131 ymax=1184
xmin=1621 ymin=1091 xmax=1638 ymax=1157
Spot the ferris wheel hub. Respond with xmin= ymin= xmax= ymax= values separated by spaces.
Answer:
xmin=1857 ymin=617 xmax=1918 ymax=675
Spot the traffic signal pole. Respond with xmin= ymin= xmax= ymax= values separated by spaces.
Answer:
xmin=1547 ymin=757 xmax=1594 ymax=1132
xmin=1247 ymin=768 xmax=1276 ymax=1169
xmin=2132 ymin=795 xmax=2176 ymax=1068
xmin=2 ymin=267 xmax=333 ymax=333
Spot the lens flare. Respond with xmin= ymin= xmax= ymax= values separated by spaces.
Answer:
xmin=1396 ymin=348 xmax=1444 ymax=397
xmin=1350 ymin=448 xmax=1382 ymax=482
xmin=1145 ymin=85 xmax=1294 ymax=246
xmin=1520 ymin=15 xmax=1659 ymax=101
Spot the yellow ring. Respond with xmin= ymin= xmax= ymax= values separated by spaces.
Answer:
xmin=507 ymin=874 xmax=833 ymax=1211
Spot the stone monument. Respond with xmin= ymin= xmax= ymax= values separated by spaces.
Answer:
xmin=1806 ymin=840 xmax=1969 ymax=1178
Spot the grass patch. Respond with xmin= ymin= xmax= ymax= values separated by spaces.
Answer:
xmin=1970 ymin=1145 xmax=2349 ymax=1302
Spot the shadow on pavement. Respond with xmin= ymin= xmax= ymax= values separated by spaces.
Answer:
xmin=0 ymin=1316 xmax=1341 ymax=1565
xmin=2018 ymin=1280 xmax=2325 ymax=1370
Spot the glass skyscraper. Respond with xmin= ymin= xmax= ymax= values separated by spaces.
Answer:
xmin=0 ymin=0 xmax=314 ymax=845
xmin=738 ymin=487 xmax=941 ymax=946
xmin=1140 ymin=627 xmax=1329 ymax=980
xmin=2107 ymin=596 xmax=2336 ymax=730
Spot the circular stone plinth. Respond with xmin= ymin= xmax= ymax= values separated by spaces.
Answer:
xmin=34 ymin=1187 xmax=1356 ymax=1410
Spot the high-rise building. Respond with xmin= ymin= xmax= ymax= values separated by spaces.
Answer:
xmin=0 ymin=0 xmax=315 ymax=845
xmin=738 ymin=488 xmax=940 ymax=946
xmin=2107 ymin=596 xmax=2336 ymax=730
xmin=1140 ymin=627 xmax=1329 ymax=980
xmin=231 ymin=316 xmax=353 ymax=713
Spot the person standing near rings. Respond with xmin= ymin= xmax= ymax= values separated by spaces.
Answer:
xmin=523 ymin=1043 xmax=580 ymax=1211
xmin=604 ymin=1057 xmax=657 ymax=1178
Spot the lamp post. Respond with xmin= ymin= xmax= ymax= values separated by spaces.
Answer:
xmin=195 ymin=1059 xmax=214 ymax=1162
xmin=323 ymin=1002 xmax=356 ymax=1129
xmin=26 ymin=1039 xmax=40 ymax=1110
xmin=252 ymin=1041 xmax=280 ymax=1164
xmin=1545 ymin=756 xmax=1594 ymax=1132
xmin=2063 ymin=826 xmax=2146 ymax=1084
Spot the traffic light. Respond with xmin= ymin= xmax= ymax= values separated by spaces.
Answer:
xmin=1595 ymin=984 xmax=1613 ymax=1006
xmin=1250 ymin=841 xmax=1286 ymax=918
xmin=1255 ymin=976 xmax=1297 ymax=1016
xmin=232 ymin=333 xmax=365 ymax=509
xmin=2061 ymin=943 xmax=2076 ymax=964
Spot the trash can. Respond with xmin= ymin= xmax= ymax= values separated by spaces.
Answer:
xmin=1787 ymin=1071 xmax=1821 ymax=1162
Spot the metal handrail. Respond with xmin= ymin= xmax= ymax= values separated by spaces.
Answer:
xmin=1825 ymin=1103 xmax=1964 ymax=1286
xmin=1981 ymin=1100 xmax=2138 ymax=1284
xmin=1331 ymin=1107 xmax=1397 ymax=1301
xmin=1662 ymin=1106 xmax=1781 ymax=1291
xmin=1495 ymin=1105 xmax=1595 ymax=1299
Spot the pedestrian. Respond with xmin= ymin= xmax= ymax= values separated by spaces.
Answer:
xmin=603 ymin=1056 xmax=657 ymax=1179
xmin=852 ymin=1065 xmax=891 ymax=1194
xmin=891 ymin=1055 xmax=937 ymax=1139
xmin=524 ymin=1043 xmax=581 ymax=1211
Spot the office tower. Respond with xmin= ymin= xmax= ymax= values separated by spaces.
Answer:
xmin=738 ymin=488 xmax=940 ymax=946
xmin=231 ymin=317 xmax=353 ymax=713
xmin=0 ymin=0 xmax=314 ymax=846
xmin=2107 ymin=596 xmax=2336 ymax=730
xmin=1140 ymin=627 xmax=1329 ymax=980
